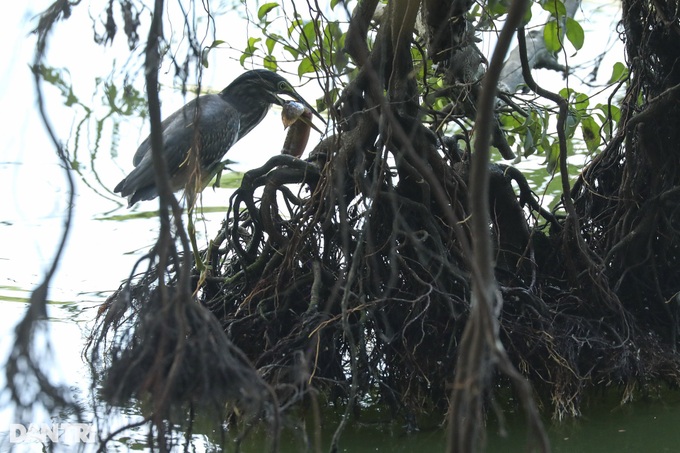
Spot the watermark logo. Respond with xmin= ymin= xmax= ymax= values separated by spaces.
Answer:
xmin=9 ymin=423 xmax=95 ymax=444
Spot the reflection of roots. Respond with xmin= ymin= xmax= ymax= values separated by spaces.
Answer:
xmin=87 ymin=264 xmax=276 ymax=446
xmin=96 ymin=285 xmax=268 ymax=409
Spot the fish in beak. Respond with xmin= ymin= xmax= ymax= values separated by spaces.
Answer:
xmin=274 ymin=91 xmax=325 ymax=134
xmin=281 ymin=100 xmax=322 ymax=158
xmin=281 ymin=101 xmax=323 ymax=134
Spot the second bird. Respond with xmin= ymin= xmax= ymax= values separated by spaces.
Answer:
xmin=114 ymin=69 xmax=322 ymax=207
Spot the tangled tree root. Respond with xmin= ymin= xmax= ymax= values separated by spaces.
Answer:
xmin=93 ymin=124 xmax=680 ymax=434
xmin=182 ymin=137 xmax=680 ymax=423
xmin=89 ymin=0 xmax=680 ymax=437
xmin=87 ymin=264 xmax=277 ymax=449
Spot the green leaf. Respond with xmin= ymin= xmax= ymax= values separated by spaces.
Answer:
xmin=541 ymin=0 xmax=567 ymax=17
xmin=39 ymin=65 xmax=81 ymax=107
xmin=257 ymin=2 xmax=279 ymax=21
xmin=559 ymin=87 xmax=572 ymax=99
xmin=299 ymin=21 xmax=317 ymax=50
xmin=609 ymin=62 xmax=629 ymax=83
xmin=604 ymin=104 xmax=621 ymax=123
xmin=240 ymin=37 xmax=262 ymax=67
xmin=581 ymin=116 xmax=601 ymax=153
xmin=331 ymin=0 xmax=342 ymax=9
xmin=543 ymin=20 xmax=562 ymax=52
xmin=546 ymin=142 xmax=560 ymax=174
xmin=541 ymin=136 xmax=552 ymax=153
xmin=323 ymin=21 xmax=341 ymax=48
xmin=488 ymin=0 xmax=509 ymax=16
xmin=266 ymin=37 xmax=277 ymax=54
xmin=565 ymin=109 xmax=580 ymax=139
xmin=573 ymin=92 xmax=589 ymax=113
xmin=523 ymin=128 xmax=536 ymax=157
xmin=247 ymin=37 xmax=261 ymax=48
xmin=565 ymin=18 xmax=584 ymax=50
xmin=202 ymin=40 xmax=225 ymax=68
xmin=316 ymin=89 xmax=339 ymax=114
xmin=283 ymin=45 xmax=299 ymax=59
xmin=527 ymin=110 xmax=546 ymax=152
xmin=297 ymin=55 xmax=316 ymax=77
xmin=499 ymin=112 xmax=524 ymax=130
xmin=596 ymin=104 xmax=620 ymax=140
xmin=105 ymin=83 xmax=117 ymax=105
xmin=263 ymin=55 xmax=278 ymax=71
xmin=288 ymin=19 xmax=303 ymax=38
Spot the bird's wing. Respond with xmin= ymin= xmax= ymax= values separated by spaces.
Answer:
xmin=133 ymin=94 xmax=241 ymax=166
xmin=118 ymin=95 xmax=241 ymax=198
xmin=133 ymin=96 xmax=205 ymax=166
xmin=187 ymin=95 xmax=242 ymax=169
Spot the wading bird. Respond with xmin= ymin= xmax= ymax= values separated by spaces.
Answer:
xmin=114 ymin=69 xmax=323 ymax=207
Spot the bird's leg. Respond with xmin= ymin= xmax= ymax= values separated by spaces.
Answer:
xmin=193 ymin=238 xmax=216 ymax=296
xmin=209 ymin=159 xmax=237 ymax=190
xmin=212 ymin=164 xmax=224 ymax=190
xmin=188 ymin=218 xmax=214 ymax=297
xmin=186 ymin=195 xmax=210 ymax=275
xmin=188 ymin=214 xmax=203 ymax=271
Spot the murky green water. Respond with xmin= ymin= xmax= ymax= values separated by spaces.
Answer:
xmin=209 ymin=395 xmax=680 ymax=451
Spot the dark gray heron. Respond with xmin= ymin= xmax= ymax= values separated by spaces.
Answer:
xmin=114 ymin=69 xmax=323 ymax=206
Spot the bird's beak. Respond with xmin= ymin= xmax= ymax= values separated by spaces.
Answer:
xmin=298 ymin=112 xmax=323 ymax=134
xmin=277 ymin=92 xmax=327 ymax=131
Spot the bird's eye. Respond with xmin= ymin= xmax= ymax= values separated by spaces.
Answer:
xmin=278 ymin=81 xmax=290 ymax=92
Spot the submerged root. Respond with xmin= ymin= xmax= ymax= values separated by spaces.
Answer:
xmin=87 ymin=266 xmax=277 ymax=449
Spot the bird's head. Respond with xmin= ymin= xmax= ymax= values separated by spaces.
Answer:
xmin=227 ymin=69 xmax=326 ymax=130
